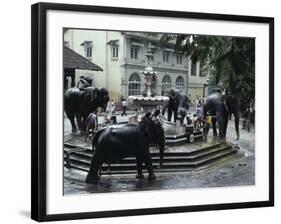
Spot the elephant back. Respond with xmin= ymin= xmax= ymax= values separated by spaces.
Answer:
xmin=203 ymin=92 xmax=221 ymax=116
xmin=64 ymin=87 xmax=83 ymax=108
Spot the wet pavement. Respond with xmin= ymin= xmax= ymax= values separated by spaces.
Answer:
xmin=63 ymin=111 xmax=255 ymax=195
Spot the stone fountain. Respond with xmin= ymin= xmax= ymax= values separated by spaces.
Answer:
xmin=128 ymin=42 xmax=199 ymax=144
xmin=128 ymin=42 xmax=169 ymax=112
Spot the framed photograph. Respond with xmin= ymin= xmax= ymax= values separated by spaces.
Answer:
xmin=31 ymin=2 xmax=274 ymax=222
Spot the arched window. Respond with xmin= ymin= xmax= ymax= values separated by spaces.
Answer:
xmin=176 ymin=76 xmax=184 ymax=93
xmin=161 ymin=75 xmax=172 ymax=96
xmin=128 ymin=73 xmax=141 ymax=96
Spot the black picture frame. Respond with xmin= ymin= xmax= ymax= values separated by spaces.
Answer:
xmin=31 ymin=2 xmax=274 ymax=222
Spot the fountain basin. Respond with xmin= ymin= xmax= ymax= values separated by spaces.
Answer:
xmin=128 ymin=95 xmax=169 ymax=112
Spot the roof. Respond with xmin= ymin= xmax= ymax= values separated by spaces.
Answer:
xmin=63 ymin=46 xmax=103 ymax=71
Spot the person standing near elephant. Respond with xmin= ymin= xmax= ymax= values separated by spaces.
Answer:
xmin=77 ymin=76 xmax=91 ymax=90
xmin=121 ymin=98 xmax=127 ymax=116
xmin=194 ymin=95 xmax=199 ymax=109
xmin=111 ymin=99 xmax=116 ymax=115
xmin=202 ymin=112 xmax=213 ymax=142
xmin=193 ymin=106 xmax=204 ymax=130
xmin=105 ymin=100 xmax=111 ymax=114
xmin=162 ymin=89 xmax=182 ymax=123
xmin=84 ymin=112 xmax=98 ymax=142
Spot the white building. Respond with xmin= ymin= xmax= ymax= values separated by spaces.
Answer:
xmin=64 ymin=29 xmax=209 ymax=103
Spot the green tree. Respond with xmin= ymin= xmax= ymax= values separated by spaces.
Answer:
xmin=159 ymin=34 xmax=255 ymax=113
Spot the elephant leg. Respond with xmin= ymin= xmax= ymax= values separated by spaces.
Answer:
xmin=143 ymin=153 xmax=156 ymax=181
xmin=173 ymin=109 xmax=178 ymax=123
xmin=159 ymin=145 xmax=164 ymax=168
xmin=76 ymin=114 xmax=83 ymax=131
xmin=222 ymin=112 xmax=229 ymax=141
xmin=81 ymin=114 xmax=88 ymax=132
xmin=70 ymin=117 xmax=77 ymax=133
xmin=85 ymin=156 xmax=101 ymax=183
xmin=212 ymin=116 xmax=218 ymax=137
xmin=65 ymin=112 xmax=77 ymax=133
xmin=167 ymin=108 xmax=172 ymax=122
xmin=234 ymin=110 xmax=240 ymax=140
xmin=136 ymin=159 xmax=144 ymax=179
xmin=216 ymin=113 xmax=224 ymax=141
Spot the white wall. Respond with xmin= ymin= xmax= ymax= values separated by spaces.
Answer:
xmin=64 ymin=29 xmax=125 ymax=100
xmin=0 ymin=0 xmax=280 ymax=224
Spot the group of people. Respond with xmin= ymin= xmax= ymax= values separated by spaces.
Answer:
xmin=84 ymin=97 xmax=137 ymax=142
xmin=177 ymin=94 xmax=215 ymax=142
xmin=84 ymin=94 xmax=215 ymax=143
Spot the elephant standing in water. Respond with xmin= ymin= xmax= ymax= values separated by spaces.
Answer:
xmin=86 ymin=111 xmax=165 ymax=184
xmin=203 ymin=92 xmax=240 ymax=142
xmin=64 ymin=87 xmax=109 ymax=132
xmin=162 ymin=89 xmax=190 ymax=123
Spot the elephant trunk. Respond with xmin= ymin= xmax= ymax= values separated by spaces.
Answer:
xmin=235 ymin=114 xmax=240 ymax=140
xmin=103 ymin=96 xmax=109 ymax=111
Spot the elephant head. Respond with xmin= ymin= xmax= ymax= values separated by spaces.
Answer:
xmin=141 ymin=111 xmax=165 ymax=167
xmin=98 ymin=88 xmax=110 ymax=111
xmin=83 ymin=87 xmax=98 ymax=103
xmin=82 ymin=87 xmax=109 ymax=112
xmin=168 ymin=89 xmax=177 ymax=100
xmin=162 ymin=89 xmax=181 ymax=116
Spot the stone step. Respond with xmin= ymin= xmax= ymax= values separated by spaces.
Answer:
xmin=65 ymin=148 xmax=237 ymax=173
xmin=69 ymin=145 xmax=232 ymax=165
xmin=64 ymin=142 xmax=224 ymax=158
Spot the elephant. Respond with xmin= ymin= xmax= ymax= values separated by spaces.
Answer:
xmin=177 ymin=95 xmax=190 ymax=124
xmin=85 ymin=111 xmax=165 ymax=184
xmin=203 ymin=92 xmax=240 ymax=142
xmin=162 ymin=89 xmax=190 ymax=123
xmin=64 ymin=87 xmax=109 ymax=132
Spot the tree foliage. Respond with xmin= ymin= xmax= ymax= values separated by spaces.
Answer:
xmin=159 ymin=34 xmax=255 ymax=113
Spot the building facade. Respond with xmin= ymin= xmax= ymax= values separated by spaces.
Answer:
xmin=64 ymin=29 xmax=209 ymax=103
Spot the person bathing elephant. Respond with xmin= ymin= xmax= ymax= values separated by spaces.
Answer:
xmin=64 ymin=87 xmax=109 ymax=132
xmin=177 ymin=94 xmax=190 ymax=125
xmin=85 ymin=111 xmax=165 ymax=184
xmin=162 ymin=89 xmax=190 ymax=123
xmin=203 ymin=92 xmax=240 ymax=142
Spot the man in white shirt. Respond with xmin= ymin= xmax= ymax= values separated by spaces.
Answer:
xmin=121 ymin=99 xmax=127 ymax=116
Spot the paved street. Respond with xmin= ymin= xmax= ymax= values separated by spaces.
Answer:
xmin=64 ymin=111 xmax=255 ymax=195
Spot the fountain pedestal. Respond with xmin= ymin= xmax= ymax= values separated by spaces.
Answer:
xmin=128 ymin=42 xmax=168 ymax=112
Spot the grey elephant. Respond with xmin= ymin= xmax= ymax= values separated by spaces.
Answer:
xmin=85 ymin=111 xmax=165 ymax=183
xmin=203 ymin=92 xmax=240 ymax=142
xmin=162 ymin=89 xmax=190 ymax=123
xmin=64 ymin=87 xmax=109 ymax=132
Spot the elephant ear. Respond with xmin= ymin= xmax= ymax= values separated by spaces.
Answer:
xmin=92 ymin=88 xmax=99 ymax=101
xmin=151 ymin=110 xmax=160 ymax=119
xmin=144 ymin=112 xmax=151 ymax=118
xmin=83 ymin=87 xmax=98 ymax=102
